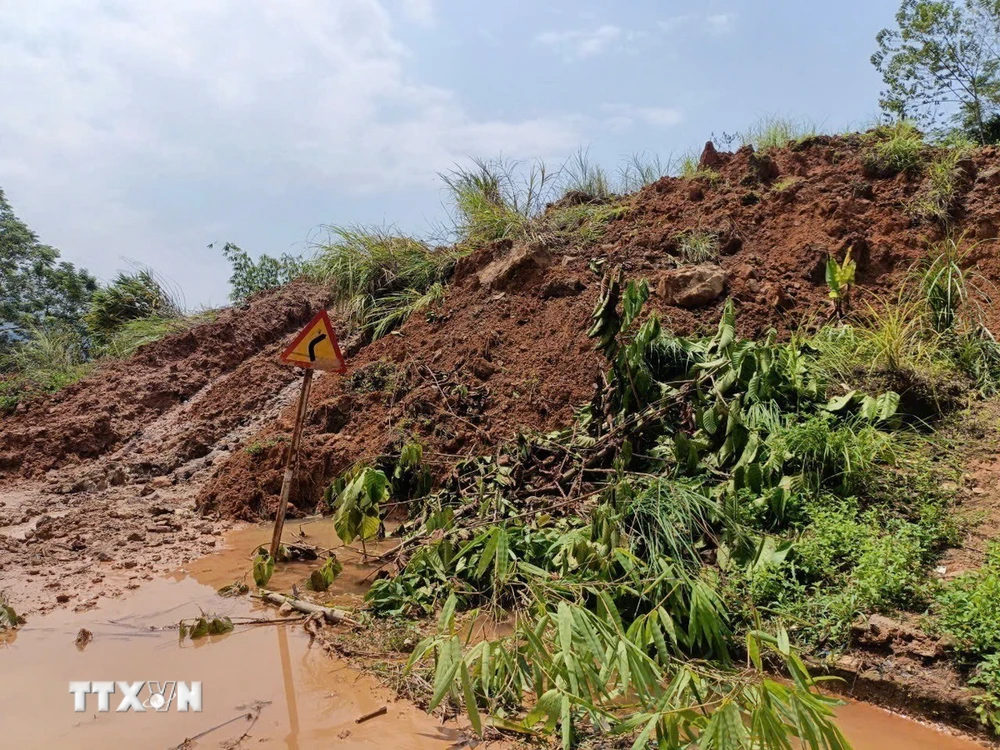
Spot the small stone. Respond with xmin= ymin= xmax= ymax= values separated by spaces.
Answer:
xmin=56 ymin=593 xmax=71 ymax=603
xmin=278 ymin=602 xmax=295 ymax=617
xmin=127 ymin=532 xmax=145 ymax=542
xmin=147 ymin=525 xmax=173 ymax=533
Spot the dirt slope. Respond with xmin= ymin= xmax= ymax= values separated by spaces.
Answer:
xmin=0 ymin=137 xmax=1000 ymax=606
xmin=199 ymin=137 xmax=1000 ymax=520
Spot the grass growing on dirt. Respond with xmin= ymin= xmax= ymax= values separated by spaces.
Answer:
xmin=0 ymin=324 xmax=92 ymax=411
xmin=674 ymin=229 xmax=720 ymax=263
xmin=84 ymin=270 xmax=181 ymax=345
xmin=909 ymin=140 xmax=973 ymax=224
xmin=102 ymin=311 xmax=216 ymax=359
xmin=862 ymin=120 xmax=926 ymax=177
xmin=309 ymin=225 xmax=462 ymax=338
xmin=740 ymin=115 xmax=818 ymax=151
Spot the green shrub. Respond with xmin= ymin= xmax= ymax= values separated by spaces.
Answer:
xmin=84 ymin=271 xmax=179 ymax=343
xmin=936 ymin=544 xmax=1000 ymax=656
xmin=0 ymin=325 xmax=91 ymax=411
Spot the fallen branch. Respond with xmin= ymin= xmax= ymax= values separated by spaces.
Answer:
xmin=255 ymin=591 xmax=358 ymax=626
xmin=355 ymin=706 xmax=387 ymax=724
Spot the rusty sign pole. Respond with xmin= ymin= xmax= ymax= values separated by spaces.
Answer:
xmin=269 ymin=368 xmax=314 ymax=559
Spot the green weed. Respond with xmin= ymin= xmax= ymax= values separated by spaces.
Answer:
xmin=559 ymin=148 xmax=612 ymax=200
xmin=84 ymin=270 xmax=180 ymax=344
xmin=440 ymin=157 xmax=556 ymax=246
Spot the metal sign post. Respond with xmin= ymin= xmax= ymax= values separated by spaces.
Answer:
xmin=268 ymin=309 xmax=346 ymax=559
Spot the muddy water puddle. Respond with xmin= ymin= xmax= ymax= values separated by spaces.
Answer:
xmin=0 ymin=519 xmax=988 ymax=749
xmin=0 ymin=520 xmax=459 ymax=749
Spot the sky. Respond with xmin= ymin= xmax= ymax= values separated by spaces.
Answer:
xmin=1 ymin=0 xmax=900 ymax=308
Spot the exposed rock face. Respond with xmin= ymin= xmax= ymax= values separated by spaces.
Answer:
xmin=658 ymin=265 xmax=727 ymax=308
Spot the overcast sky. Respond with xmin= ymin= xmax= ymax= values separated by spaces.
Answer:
xmin=2 ymin=0 xmax=898 ymax=308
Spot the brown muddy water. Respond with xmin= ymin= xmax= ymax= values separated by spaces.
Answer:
xmin=0 ymin=519 xmax=988 ymax=749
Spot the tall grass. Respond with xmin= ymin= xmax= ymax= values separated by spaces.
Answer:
xmin=440 ymin=157 xmax=556 ymax=246
xmin=617 ymin=151 xmax=672 ymax=192
xmin=309 ymin=225 xmax=461 ymax=338
xmin=559 ymin=148 xmax=612 ymax=200
xmin=740 ymin=115 xmax=818 ymax=151
xmin=101 ymin=312 xmax=216 ymax=359
xmin=0 ymin=324 xmax=91 ymax=411
xmin=84 ymin=270 xmax=180 ymax=344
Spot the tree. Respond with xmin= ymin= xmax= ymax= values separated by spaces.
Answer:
xmin=873 ymin=0 xmax=1000 ymax=143
xmin=0 ymin=189 xmax=97 ymax=348
xmin=215 ymin=242 xmax=304 ymax=304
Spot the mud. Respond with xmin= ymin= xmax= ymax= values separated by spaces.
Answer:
xmin=0 ymin=526 xmax=986 ymax=749
xmin=0 ymin=575 xmax=469 ymax=749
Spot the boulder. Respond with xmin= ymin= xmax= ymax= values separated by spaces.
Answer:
xmin=658 ymin=265 xmax=727 ymax=308
xmin=477 ymin=241 xmax=552 ymax=291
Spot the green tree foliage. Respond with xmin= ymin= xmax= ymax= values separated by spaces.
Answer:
xmin=0 ymin=189 xmax=97 ymax=347
xmin=217 ymin=242 xmax=304 ymax=304
xmin=873 ymin=0 xmax=1000 ymax=143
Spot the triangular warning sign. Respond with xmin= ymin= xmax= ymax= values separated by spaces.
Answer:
xmin=279 ymin=309 xmax=347 ymax=372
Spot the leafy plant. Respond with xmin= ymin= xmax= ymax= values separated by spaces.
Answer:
xmin=178 ymin=614 xmax=234 ymax=641
xmin=329 ymin=467 xmax=390 ymax=552
xmin=252 ymin=547 xmax=276 ymax=588
xmin=826 ymin=249 xmax=857 ymax=318
xmin=0 ymin=592 xmax=22 ymax=630
xmin=309 ymin=555 xmax=344 ymax=591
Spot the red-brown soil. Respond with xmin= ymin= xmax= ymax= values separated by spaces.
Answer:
xmin=6 ymin=135 xmax=1000 ymax=739
xmin=5 ymin=134 xmax=1000 ymax=605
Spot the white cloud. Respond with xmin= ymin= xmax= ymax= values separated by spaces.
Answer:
xmin=660 ymin=12 xmax=737 ymax=35
xmin=397 ymin=0 xmax=435 ymax=26
xmin=601 ymin=104 xmax=684 ymax=131
xmin=535 ymin=25 xmax=623 ymax=60
xmin=706 ymin=13 xmax=737 ymax=33
xmin=1 ymin=0 xmax=581 ymax=305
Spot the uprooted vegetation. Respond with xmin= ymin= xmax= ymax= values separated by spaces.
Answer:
xmin=305 ymin=242 xmax=1000 ymax=745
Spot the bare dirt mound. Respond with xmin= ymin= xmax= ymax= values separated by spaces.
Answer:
xmin=197 ymin=137 xmax=1000 ymax=521
xmin=0 ymin=281 xmax=331 ymax=479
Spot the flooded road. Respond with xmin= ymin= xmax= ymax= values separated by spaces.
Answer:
xmin=0 ymin=519 xmax=988 ymax=749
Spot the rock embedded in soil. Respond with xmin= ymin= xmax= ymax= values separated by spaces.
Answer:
xmin=658 ymin=265 xmax=727 ymax=308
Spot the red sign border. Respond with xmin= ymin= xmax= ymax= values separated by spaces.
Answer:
xmin=279 ymin=309 xmax=347 ymax=373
